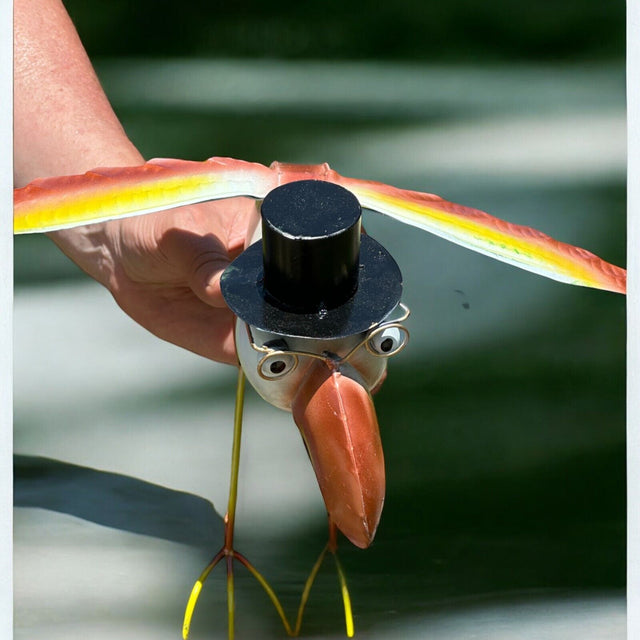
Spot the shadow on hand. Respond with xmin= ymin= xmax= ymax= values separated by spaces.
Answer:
xmin=14 ymin=454 xmax=224 ymax=549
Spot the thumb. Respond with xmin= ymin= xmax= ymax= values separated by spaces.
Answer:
xmin=188 ymin=251 xmax=231 ymax=308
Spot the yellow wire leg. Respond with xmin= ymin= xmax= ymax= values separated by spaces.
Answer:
xmin=294 ymin=544 xmax=329 ymax=635
xmin=235 ymin=552 xmax=293 ymax=636
xmin=182 ymin=370 xmax=293 ymax=639
xmin=333 ymin=553 xmax=355 ymax=638
xmin=294 ymin=536 xmax=355 ymax=638
xmin=227 ymin=555 xmax=235 ymax=639
xmin=183 ymin=550 xmax=225 ymax=639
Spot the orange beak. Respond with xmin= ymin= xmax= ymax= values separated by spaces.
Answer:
xmin=291 ymin=359 xmax=385 ymax=549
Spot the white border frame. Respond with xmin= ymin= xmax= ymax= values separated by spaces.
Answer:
xmin=2 ymin=2 xmax=634 ymax=639
xmin=1 ymin=0 xmax=13 ymax=638
xmin=628 ymin=1 xmax=639 ymax=637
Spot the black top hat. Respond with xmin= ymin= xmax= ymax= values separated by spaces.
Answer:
xmin=220 ymin=180 xmax=402 ymax=339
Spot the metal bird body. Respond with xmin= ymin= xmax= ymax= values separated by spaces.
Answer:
xmin=13 ymin=157 xmax=627 ymax=638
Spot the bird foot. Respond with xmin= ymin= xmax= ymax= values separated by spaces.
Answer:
xmin=182 ymin=538 xmax=294 ymax=640
xmin=294 ymin=521 xmax=355 ymax=637
xmin=182 ymin=530 xmax=355 ymax=639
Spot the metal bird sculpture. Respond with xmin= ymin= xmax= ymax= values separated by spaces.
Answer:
xmin=14 ymin=157 xmax=627 ymax=639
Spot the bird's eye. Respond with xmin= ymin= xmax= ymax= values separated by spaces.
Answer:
xmin=259 ymin=353 xmax=297 ymax=379
xmin=367 ymin=325 xmax=409 ymax=357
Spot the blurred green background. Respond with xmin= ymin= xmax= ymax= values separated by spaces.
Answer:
xmin=14 ymin=1 xmax=626 ymax=639
xmin=67 ymin=0 xmax=623 ymax=61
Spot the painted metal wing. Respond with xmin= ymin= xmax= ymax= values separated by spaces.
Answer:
xmin=14 ymin=156 xmax=626 ymax=294
xmin=335 ymin=175 xmax=627 ymax=295
xmin=13 ymin=157 xmax=277 ymax=234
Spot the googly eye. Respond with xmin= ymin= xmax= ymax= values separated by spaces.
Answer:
xmin=367 ymin=325 xmax=409 ymax=357
xmin=259 ymin=353 xmax=298 ymax=379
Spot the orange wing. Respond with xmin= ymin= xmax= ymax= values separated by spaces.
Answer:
xmin=15 ymin=157 xmax=626 ymax=294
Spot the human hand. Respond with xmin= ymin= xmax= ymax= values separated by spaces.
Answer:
xmin=15 ymin=0 xmax=264 ymax=366
xmin=50 ymin=197 xmax=259 ymax=365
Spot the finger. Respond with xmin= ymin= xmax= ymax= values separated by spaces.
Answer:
xmin=157 ymin=224 xmax=231 ymax=309
xmin=188 ymin=199 xmax=261 ymax=307
xmin=188 ymin=253 xmax=230 ymax=308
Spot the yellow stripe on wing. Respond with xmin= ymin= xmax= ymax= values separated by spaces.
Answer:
xmin=14 ymin=157 xmax=275 ymax=234
xmin=341 ymin=180 xmax=626 ymax=294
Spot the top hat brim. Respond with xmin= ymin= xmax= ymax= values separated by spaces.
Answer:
xmin=221 ymin=234 xmax=403 ymax=339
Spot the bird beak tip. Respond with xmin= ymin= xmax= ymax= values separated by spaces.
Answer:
xmin=344 ymin=511 xmax=381 ymax=549
xmin=292 ymin=361 xmax=385 ymax=549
